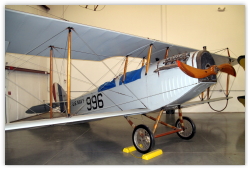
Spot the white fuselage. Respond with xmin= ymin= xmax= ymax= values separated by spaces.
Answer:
xmin=71 ymin=51 xmax=216 ymax=115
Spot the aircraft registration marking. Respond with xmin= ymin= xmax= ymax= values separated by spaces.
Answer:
xmin=72 ymin=99 xmax=84 ymax=106
xmin=86 ymin=93 xmax=104 ymax=111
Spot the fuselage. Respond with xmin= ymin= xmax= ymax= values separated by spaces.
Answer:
xmin=71 ymin=50 xmax=217 ymax=115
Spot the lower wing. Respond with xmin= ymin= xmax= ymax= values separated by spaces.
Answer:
xmin=5 ymin=97 xmax=232 ymax=131
xmin=5 ymin=108 xmax=150 ymax=131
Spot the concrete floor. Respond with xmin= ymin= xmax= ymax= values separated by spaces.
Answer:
xmin=5 ymin=112 xmax=245 ymax=165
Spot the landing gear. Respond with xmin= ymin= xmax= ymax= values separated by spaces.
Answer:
xmin=132 ymin=124 xmax=155 ymax=154
xmin=125 ymin=106 xmax=196 ymax=154
xmin=175 ymin=116 xmax=196 ymax=140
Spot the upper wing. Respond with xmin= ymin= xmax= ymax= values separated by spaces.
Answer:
xmin=5 ymin=9 xmax=237 ymax=65
xmin=5 ymin=108 xmax=150 ymax=131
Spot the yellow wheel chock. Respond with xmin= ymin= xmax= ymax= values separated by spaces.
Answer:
xmin=123 ymin=146 xmax=137 ymax=153
xmin=141 ymin=149 xmax=163 ymax=160
xmin=123 ymin=146 xmax=163 ymax=160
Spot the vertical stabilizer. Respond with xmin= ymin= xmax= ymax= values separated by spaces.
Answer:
xmin=53 ymin=83 xmax=67 ymax=113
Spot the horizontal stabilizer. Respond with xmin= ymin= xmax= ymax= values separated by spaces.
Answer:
xmin=26 ymin=83 xmax=67 ymax=114
xmin=26 ymin=103 xmax=60 ymax=114
xmin=5 ymin=108 xmax=150 ymax=131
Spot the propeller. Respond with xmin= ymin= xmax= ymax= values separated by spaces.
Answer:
xmin=176 ymin=60 xmax=236 ymax=78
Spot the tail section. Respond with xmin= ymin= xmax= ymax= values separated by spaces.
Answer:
xmin=52 ymin=83 xmax=67 ymax=113
xmin=26 ymin=83 xmax=67 ymax=114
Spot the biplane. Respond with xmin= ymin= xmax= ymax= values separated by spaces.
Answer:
xmin=5 ymin=9 xmax=238 ymax=154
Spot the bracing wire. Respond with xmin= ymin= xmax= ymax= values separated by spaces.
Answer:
xmin=6 ymin=94 xmax=37 ymax=114
xmin=211 ymin=48 xmax=227 ymax=54
xmin=6 ymin=48 xmax=91 ymax=86
xmin=71 ymin=63 xmax=97 ymax=88
xmin=115 ymin=57 xmax=133 ymax=78
xmin=59 ymin=32 xmax=69 ymax=85
xmin=52 ymin=46 xmax=110 ymax=58
xmin=72 ymin=45 xmax=151 ymax=108
xmin=72 ymin=29 xmax=117 ymax=76
xmin=87 ymin=58 xmax=125 ymax=92
xmin=52 ymin=47 xmax=94 ymax=85
xmin=217 ymin=76 xmax=227 ymax=96
xmin=6 ymin=53 xmax=48 ymax=71
xmin=228 ymin=63 xmax=241 ymax=95
xmin=6 ymin=78 xmax=53 ymax=111
xmin=206 ymin=48 xmax=241 ymax=112
xmin=7 ymin=46 xmax=50 ymax=75
xmin=16 ymin=28 xmax=66 ymax=59
xmin=53 ymin=48 xmax=62 ymax=84
xmin=7 ymin=28 xmax=67 ymax=75
xmin=115 ymin=57 xmax=126 ymax=77
xmin=71 ymin=61 xmax=123 ymax=111
xmin=229 ymin=48 xmax=239 ymax=57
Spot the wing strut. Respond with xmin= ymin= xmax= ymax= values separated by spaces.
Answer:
xmin=67 ymin=27 xmax=73 ymax=117
xmin=49 ymin=46 xmax=54 ymax=118
xmin=142 ymin=57 xmax=145 ymax=67
xmin=163 ymin=47 xmax=169 ymax=59
xmin=145 ymin=44 xmax=153 ymax=75
xmin=122 ymin=56 xmax=129 ymax=82
xmin=226 ymin=48 xmax=231 ymax=97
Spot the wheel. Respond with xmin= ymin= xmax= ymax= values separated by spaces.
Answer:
xmin=175 ymin=116 xmax=196 ymax=140
xmin=132 ymin=124 xmax=155 ymax=154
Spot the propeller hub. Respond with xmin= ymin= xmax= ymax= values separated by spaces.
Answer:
xmin=213 ymin=66 xmax=220 ymax=74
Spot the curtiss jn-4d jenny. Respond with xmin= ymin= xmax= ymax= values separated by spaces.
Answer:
xmin=5 ymin=9 xmax=237 ymax=153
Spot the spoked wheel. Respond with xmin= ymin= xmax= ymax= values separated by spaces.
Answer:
xmin=175 ymin=116 xmax=196 ymax=140
xmin=132 ymin=124 xmax=155 ymax=154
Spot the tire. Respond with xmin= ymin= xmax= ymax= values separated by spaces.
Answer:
xmin=175 ymin=116 xmax=196 ymax=140
xmin=132 ymin=124 xmax=155 ymax=154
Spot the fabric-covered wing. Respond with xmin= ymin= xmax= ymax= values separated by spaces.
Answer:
xmin=5 ymin=108 xmax=150 ymax=131
xmin=5 ymin=9 xmax=237 ymax=65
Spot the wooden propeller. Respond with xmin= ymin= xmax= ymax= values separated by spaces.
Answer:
xmin=176 ymin=60 xmax=236 ymax=78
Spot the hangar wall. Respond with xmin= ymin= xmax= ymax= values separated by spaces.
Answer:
xmin=5 ymin=5 xmax=245 ymax=121
xmin=5 ymin=54 xmax=48 ymax=122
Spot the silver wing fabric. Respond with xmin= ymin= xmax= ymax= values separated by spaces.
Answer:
xmin=5 ymin=9 xmax=237 ymax=65
xmin=5 ymin=108 xmax=151 ymax=131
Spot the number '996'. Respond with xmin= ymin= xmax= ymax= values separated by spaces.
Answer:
xmin=86 ymin=93 xmax=104 ymax=111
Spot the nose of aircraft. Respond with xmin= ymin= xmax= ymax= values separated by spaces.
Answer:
xmin=195 ymin=50 xmax=217 ymax=82
xmin=177 ymin=51 xmax=236 ymax=81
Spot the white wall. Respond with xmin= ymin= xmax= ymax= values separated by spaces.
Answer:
xmin=5 ymin=5 xmax=245 ymax=119
xmin=5 ymin=53 xmax=49 ymax=122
